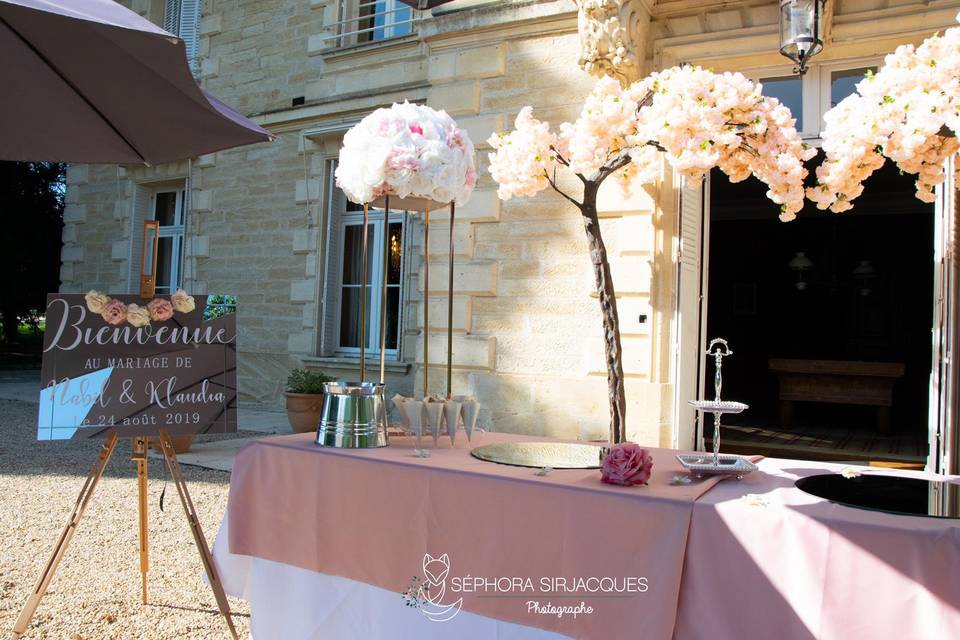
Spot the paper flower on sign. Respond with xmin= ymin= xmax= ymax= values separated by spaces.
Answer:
xmin=126 ymin=303 xmax=151 ymax=328
xmin=100 ymin=299 xmax=127 ymax=326
xmin=84 ymin=290 xmax=111 ymax=314
xmin=171 ymin=288 xmax=196 ymax=313
xmin=335 ymin=101 xmax=477 ymax=206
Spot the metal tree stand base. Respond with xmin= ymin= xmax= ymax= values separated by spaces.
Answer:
xmin=677 ymin=338 xmax=758 ymax=479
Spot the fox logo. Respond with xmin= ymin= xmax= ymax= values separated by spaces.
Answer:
xmin=417 ymin=553 xmax=463 ymax=623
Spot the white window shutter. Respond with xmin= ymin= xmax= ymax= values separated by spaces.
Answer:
xmin=673 ymin=174 xmax=708 ymax=451
xmin=930 ymin=157 xmax=958 ymax=476
xmin=178 ymin=0 xmax=202 ymax=73
xmin=321 ymin=163 xmax=346 ymax=356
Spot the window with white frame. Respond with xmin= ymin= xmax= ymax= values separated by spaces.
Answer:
xmin=752 ymin=60 xmax=879 ymax=140
xmin=163 ymin=0 xmax=201 ymax=73
xmin=321 ymin=161 xmax=406 ymax=359
xmin=328 ymin=0 xmax=417 ymax=49
xmin=151 ymin=188 xmax=185 ymax=295
xmin=338 ymin=202 xmax=405 ymax=355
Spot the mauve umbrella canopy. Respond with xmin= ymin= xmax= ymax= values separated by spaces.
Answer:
xmin=0 ymin=0 xmax=274 ymax=165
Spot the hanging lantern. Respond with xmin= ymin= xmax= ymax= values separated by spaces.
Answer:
xmin=779 ymin=0 xmax=825 ymax=75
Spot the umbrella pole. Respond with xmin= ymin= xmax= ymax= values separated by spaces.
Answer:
xmin=423 ymin=203 xmax=430 ymax=398
xmin=447 ymin=202 xmax=455 ymax=399
xmin=360 ymin=203 xmax=369 ymax=382
xmin=380 ymin=196 xmax=390 ymax=385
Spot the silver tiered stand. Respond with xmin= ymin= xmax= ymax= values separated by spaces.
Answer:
xmin=676 ymin=338 xmax=758 ymax=479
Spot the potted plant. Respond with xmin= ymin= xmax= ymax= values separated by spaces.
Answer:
xmin=284 ymin=368 xmax=335 ymax=433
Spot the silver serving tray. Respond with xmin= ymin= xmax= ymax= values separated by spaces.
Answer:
xmin=676 ymin=453 xmax=758 ymax=478
xmin=471 ymin=442 xmax=604 ymax=469
xmin=687 ymin=400 xmax=748 ymax=414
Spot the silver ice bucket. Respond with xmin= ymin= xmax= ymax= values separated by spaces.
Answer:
xmin=316 ymin=381 xmax=388 ymax=448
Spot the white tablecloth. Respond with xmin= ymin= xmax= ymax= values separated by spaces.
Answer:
xmin=213 ymin=516 xmax=570 ymax=640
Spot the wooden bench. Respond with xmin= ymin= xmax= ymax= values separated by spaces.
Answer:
xmin=768 ymin=359 xmax=905 ymax=434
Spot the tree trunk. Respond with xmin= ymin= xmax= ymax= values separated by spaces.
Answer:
xmin=579 ymin=183 xmax=626 ymax=444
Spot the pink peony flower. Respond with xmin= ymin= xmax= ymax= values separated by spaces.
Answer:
xmin=101 ymin=299 xmax=127 ymax=325
xmin=146 ymin=297 xmax=175 ymax=322
xmin=601 ymin=443 xmax=653 ymax=486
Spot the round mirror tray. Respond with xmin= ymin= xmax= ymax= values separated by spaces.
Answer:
xmin=470 ymin=442 xmax=605 ymax=469
xmin=795 ymin=473 xmax=960 ymax=519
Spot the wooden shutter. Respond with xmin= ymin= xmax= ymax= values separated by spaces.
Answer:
xmin=673 ymin=175 xmax=709 ymax=451
xmin=930 ymin=158 xmax=959 ymax=476
xmin=320 ymin=162 xmax=345 ymax=356
xmin=127 ymin=185 xmax=153 ymax=293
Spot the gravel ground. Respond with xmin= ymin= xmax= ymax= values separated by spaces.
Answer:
xmin=0 ymin=400 xmax=252 ymax=639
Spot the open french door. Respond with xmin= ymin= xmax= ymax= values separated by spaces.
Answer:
xmin=929 ymin=158 xmax=960 ymax=476
xmin=672 ymin=176 xmax=709 ymax=451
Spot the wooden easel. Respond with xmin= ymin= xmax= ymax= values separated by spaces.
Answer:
xmin=14 ymin=243 xmax=237 ymax=638
xmin=11 ymin=429 xmax=239 ymax=639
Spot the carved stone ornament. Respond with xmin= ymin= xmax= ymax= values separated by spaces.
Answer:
xmin=575 ymin=0 xmax=647 ymax=85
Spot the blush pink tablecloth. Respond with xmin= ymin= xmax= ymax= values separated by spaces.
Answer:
xmin=227 ymin=432 xmax=728 ymax=640
xmin=674 ymin=457 xmax=960 ymax=640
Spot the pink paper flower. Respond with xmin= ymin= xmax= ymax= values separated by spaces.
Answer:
xmin=146 ymin=297 xmax=175 ymax=322
xmin=101 ymin=299 xmax=127 ymax=325
xmin=601 ymin=443 xmax=653 ymax=486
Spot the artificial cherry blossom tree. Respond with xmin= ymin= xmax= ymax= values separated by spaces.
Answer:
xmin=487 ymin=66 xmax=815 ymax=444
xmin=810 ymin=14 xmax=960 ymax=212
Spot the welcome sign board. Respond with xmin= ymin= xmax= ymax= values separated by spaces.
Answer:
xmin=38 ymin=293 xmax=237 ymax=440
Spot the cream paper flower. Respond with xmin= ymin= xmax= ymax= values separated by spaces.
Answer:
xmin=170 ymin=288 xmax=196 ymax=313
xmin=84 ymin=290 xmax=111 ymax=314
xmin=126 ymin=303 xmax=151 ymax=328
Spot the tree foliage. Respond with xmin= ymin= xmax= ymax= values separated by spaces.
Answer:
xmin=0 ymin=161 xmax=66 ymax=343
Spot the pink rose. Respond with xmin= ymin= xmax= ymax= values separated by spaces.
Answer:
xmin=601 ymin=443 xmax=653 ymax=486
xmin=101 ymin=299 xmax=127 ymax=325
xmin=146 ymin=298 xmax=174 ymax=322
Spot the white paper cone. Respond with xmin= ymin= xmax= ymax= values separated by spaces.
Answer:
xmin=401 ymin=400 xmax=424 ymax=439
xmin=461 ymin=399 xmax=480 ymax=441
xmin=392 ymin=394 xmax=411 ymax=430
xmin=443 ymin=399 xmax=461 ymax=445
xmin=424 ymin=401 xmax=443 ymax=446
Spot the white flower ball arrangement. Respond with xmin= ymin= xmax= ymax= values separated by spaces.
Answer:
xmin=335 ymin=102 xmax=477 ymax=206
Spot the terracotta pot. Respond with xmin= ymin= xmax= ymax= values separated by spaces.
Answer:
xmin=285 ymin=391 xmax=325 ymax=433
xmin=150 ymin=434 xmax=194 ymax=455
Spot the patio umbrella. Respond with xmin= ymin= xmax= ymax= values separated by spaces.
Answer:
xmin=0 ymin=0 xmax=273 ymax=165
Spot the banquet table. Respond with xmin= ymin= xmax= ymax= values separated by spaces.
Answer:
xmin=213 ymin=432 xmax=960 ymax=640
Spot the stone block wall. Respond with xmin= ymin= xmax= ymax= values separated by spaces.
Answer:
xmin=68 ymin=0 xmax=960 ymax=444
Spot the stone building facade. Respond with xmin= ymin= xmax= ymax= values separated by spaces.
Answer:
xmin=63 ymin=0 xmax=960 ymax=448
